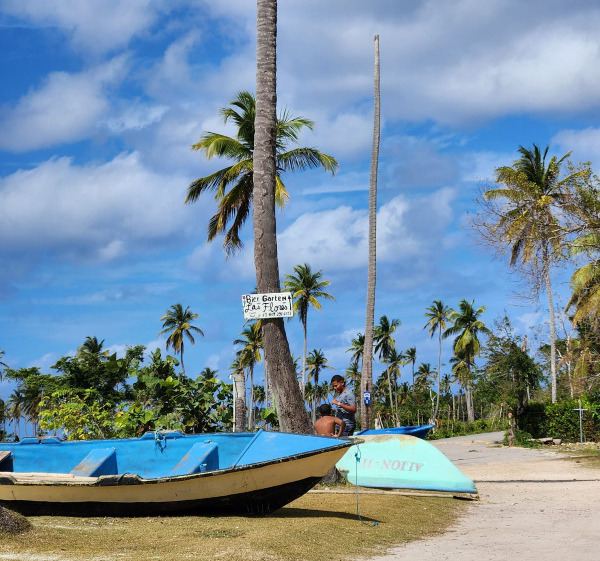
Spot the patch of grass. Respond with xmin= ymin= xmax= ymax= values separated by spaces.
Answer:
xmin=558 ymin=444 xmax=600 ymax=469
xmin=0 ymin=492 xmax=467 ymax=561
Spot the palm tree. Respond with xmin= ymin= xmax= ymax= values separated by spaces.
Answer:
xmin=347 ymin=333 xmax=365 ymax=368
xmin=186 ymin=92 xmax=338 ymax=257
xmin=362 ymin=35 xmax=381 ymax=432
xmin=306 ymin=349 xmax=333 ymax=422
xmin=234 ymin=322 xmax=263 ymax=430
xmin=482 ymin=144 xmax=585 ymax=403
xmin=0 ymin=350 xmax=8 ymax=383
xmin=198 ymin=367 xmax=219 ymax=379
xmin=283 ymin=263 xmax=335 ymax=396
xmin=404 ymin=347 xmax=417 ymax=386
xmin=374 ymin=316 xmax=401 ymax=424
xmin=414 ymin=363 xmax=434 ymax=392
xmin=346 ymin=333 xmax=365 ymax=422
xmin=424 ymin=300 xmax=451 ymax=421
xmin=443 ymin=300 xmax=490 ymax=422
xmin=158 ymin=304 xmax=204 ymax=377
xmin=77 ymin=336 xmax=108 ymax=358
xmin=252 ymin=0 xmax=314 ymax=435
xmin=566 ymin=232 xmax=600 ymax=329
xmin=374 ymin=315 xmax=401 ymax=363
xmin=7 ymin=389 xmax=24 ymax=440
xmin=345 ymin=362 xmax=361 ymax=399
xmin=385 ymin=348 xmax=405 ymax=424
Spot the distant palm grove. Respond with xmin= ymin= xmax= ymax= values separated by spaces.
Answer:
xmin=2 ymin=133 xmax=600 ymax=442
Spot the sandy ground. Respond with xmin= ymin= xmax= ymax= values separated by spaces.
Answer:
xmin=372 ymin=432 xmax=600 ymax=561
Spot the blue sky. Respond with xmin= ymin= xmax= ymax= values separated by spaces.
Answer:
xmin=3 ymin=0 xmax=600 ymax=403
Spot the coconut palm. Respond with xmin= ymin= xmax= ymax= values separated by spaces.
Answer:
xmin=234 ymin=322 xmax=263 ymax=430
xmin=158 ymin=304 xmax=204 ymax=377
xmin=424 ymin=300 xmax=451 ymax=421
xmin=443 ymin=300 xmax=490 ymax=422
xmin=414 ymin=363 xmax=435 ymax=392
xmin=7 ymin=389 xmax=24 ymax=440
xmin=385 ymin=348 xmax=405 ymax=424
xmin=0 ymin=350 xmax=7 ymax=383
xmin=482 ymin=144 xmax=585 ymax=403
xmin=283 ymin=263 xmax=334 ymax=396
xmin=186 ymin=91 xmax=338 ymax=257
xmin=77 ymin=336 xmax=108 ymax=358
xmin=566 ymin=232 xmax=600 ymax=330
xmin=347 ymin=333 xmax=365 ymax=368
xmin=374 ymin=316 xmax=401 ymax=363
xmin=404 ymin=347 xmax=417 ymax=386
xmin=345 ymin=362 xmax=361 ymax=397
xmin=346 ymin=333 xmax=365 ymax=422
xmin=306 ymin=349 xmax=333 ymax=422
xmin=373 ymin=316 xmax=401 ymax=423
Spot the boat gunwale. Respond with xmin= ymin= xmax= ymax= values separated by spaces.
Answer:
xmin=0 ymin=437 xmax=357 ymax=487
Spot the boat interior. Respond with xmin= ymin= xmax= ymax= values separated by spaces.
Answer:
xmin=0 ymin=430 xmax=341 ymax=481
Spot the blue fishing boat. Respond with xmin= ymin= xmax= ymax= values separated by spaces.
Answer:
xmin=0 ymin=430 xmax=354 ymax=516
xmin=357 ymin=424 xmax=435 ymax=439
xmin=336 ymin=434 xmax=477 ymax=494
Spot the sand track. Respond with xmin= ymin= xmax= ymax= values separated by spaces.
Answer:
xmin=374 ymin=433 xmax=600 ymax=561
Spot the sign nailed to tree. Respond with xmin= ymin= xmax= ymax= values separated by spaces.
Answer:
xmin=242 ymin=292 xmax=294 ymax=320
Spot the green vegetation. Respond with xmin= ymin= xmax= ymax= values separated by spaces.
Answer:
xmin=0 ymin=493 xmax=466 ymax=561
xmin=185 ymin=91 xmax=337 ymax=257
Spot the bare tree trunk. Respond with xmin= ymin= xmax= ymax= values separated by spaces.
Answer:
xmin=434 ymin=330 xmax=441 ymax=420
xmin=466 ymin=384 xmax=474 ymax=423
xmin=233 ymin=372 xmax=246 ymax=432
xmin=254 ymin=0 xmax=312 ymax=434
xmin=301 ymin=321 xmax=307 ymax=397
xmin=362 ymin=35 xmax=380 ymax=432
xmin=249 ymin=364 xmax=255 ymax=429
xmin=543 ymin=257 xmax=557 ymax=403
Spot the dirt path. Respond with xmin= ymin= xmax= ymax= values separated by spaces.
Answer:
xmin=372 ymin=433 xmax=600 ymax=561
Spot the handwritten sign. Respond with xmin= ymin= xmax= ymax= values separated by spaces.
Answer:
xmin=242 ymin=292 xmax=294 ymax=320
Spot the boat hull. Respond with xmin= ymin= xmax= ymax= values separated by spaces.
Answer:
xmin=0 ymin=432 xmax=353 ymax=515
xmin=356 ymin=424 xmax=434 ymax=439
xmin=336 ymin=434 xmax=477 ymax=494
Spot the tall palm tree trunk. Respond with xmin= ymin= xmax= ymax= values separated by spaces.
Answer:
xmin=232 ymin=372 xmax=246 ymax=432
xmin=543 ymin=255 xmax=557 ymax=403
xmin=302 ymin=321 xmax=307 ymax=396
xmin=386 ymin=366 xmax=396 ymax=425
xmin=180 ymin=343 xmax=185 ymax=377
xmin=249 ymin=364 xmax=255 ymax=429
xmin=254 ymin=0 xmax=312 ymax=434
xmin=362 ymin=35 xmax=380 ymax=431
xmin=434 ymin=330 xmax=442 ymax=420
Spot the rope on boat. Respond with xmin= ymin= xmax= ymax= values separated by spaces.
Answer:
xmin=353 ymin=443 xmax=379 ymax=527
xmin=154 ymin=429 xmax=167 ymax=451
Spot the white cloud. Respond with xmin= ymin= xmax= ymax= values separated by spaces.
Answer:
xmin=1 ymin=0 xmax=166 ymax=54
xmin=0 ymin=151 xmax=196 ymax=260
xmin=0 ymin=57 xmax=128 ymax=151
xmin=552 ymin=128 xmax=600 ymax=168
xmin=276 ymin=187 xmax=457 ymax=274
xmin=273 ymin=1 xmax=600 ymax=127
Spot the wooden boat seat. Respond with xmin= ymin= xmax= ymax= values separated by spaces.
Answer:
xmin=0 ymin=450 xmax=12 ymax=472
xmin=169 ymin=441 xmax=219 ymax=476
xmin=71 ymin=447 xmax=118 ymax=477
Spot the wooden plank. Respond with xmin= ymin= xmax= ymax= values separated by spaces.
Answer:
xmin=0 ymin=472 xmax=97 ymax=483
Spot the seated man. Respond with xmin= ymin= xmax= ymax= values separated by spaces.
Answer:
xmin=314 ymin=403 xmax=346 ymax=437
